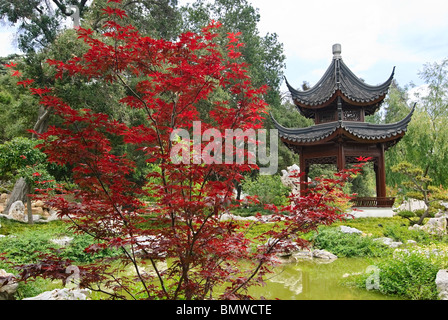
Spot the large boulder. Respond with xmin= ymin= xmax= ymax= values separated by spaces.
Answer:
xmin=311 ymin=249 xmax=337 ymax=260
xmin=421 ymin=217 xmax=447 ymax=236
xmin=339 ymin=226 xmax=363 ymax=234
xmin=396 ymin=198 xmax=427 ymax=212
xmin=8 ymin=200 xmax=26 ymax=222
xmin=373 ymin=237 xmax=403 ymax=248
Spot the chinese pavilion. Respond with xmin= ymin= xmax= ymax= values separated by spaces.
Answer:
xmin=272 ymin=44 xmax=415 ymax=207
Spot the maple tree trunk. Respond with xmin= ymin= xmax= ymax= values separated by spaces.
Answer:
xmin=27 ymin=194 xmax=33 ymax=224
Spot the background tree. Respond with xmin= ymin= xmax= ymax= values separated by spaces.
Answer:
xmin=0 ymin=0 xmax=181 ymax=53
xmin=0 ymin=0 xmax=183 ymax=208
xmin=392 ymin=161 xmax=448 ymax=225
xmin=384 ymin=60 xmax=448 ymax=189
xmin=378 ymin=81 xmax=415 ymax=188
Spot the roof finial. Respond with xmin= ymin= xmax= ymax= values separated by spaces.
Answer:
xmin=332 ymin=43 xmax=342 ymax=59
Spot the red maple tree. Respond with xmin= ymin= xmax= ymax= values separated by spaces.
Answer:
xmin=4 ymin=0 xmax=368 ymax=300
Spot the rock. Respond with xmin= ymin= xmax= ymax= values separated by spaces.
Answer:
xmin=31 ymin=206 xmax=44 ymax=216
xmin=2 ymin=177 xmax=28 ymax=215
xmin=0 ymin=193 xmax=8 ymax=203
xmin=312 ymin=249 xmax=337 ymax=260
xmin=396 ymin=198 xmax=427 ymax=212
xmin=435 ymin=211 xmax=448 ymax=218
xmin=280 ymin=164 xmax=301 ymax=195
xmin=373 ymin=237 xmax=403 ymax=248
xmin=436 ymin=269 xmax=448 ymax=300
xmin=421 ymin=217 xmax=447 ymax=236
xmin=339 ymin=226 xmax=363 ymax=234
xmin=293 ymin=249 xmax=313 ymax=259
xmin=0 ymin=269 xmax=18 ymax=300
xmin=23 ymin=288 xmax=91 ymax=300
xmin=440 ymin=202 xmax=448 ymax=210
xmin=32 ymin=200 xmax=44 ymax=208
xmin=8 ymin=200 xmax=26 ymax=222
xmin=406 ymin=240 xmax=417 ymax=245
xmin=50 ymin=236 xmax=74 ymax=246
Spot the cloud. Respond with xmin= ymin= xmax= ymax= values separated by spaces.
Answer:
xmin=0 ymin=29 xmax=19 ymax=57
xmin=254 ymin=0 xmax=448 ymax=86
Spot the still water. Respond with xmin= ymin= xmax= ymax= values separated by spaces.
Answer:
xmin=249 ymin=257 xmax=403 ymax=300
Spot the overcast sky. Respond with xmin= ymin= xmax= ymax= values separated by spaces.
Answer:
xmin=253 ymin=0 xmax=448 ymax=92
xmin=2 ymin=0 xmax=447 ymax=92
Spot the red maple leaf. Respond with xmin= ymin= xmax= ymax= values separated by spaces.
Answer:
xmin=30 ymin=87 xmax=52 ymax=96
xmin=101 ymin=6 xmax=127 ymax=19
xmin=17 ymin=79 xmax=35 ymax=87
xmin=5 ymin=61 xmax=17 ymax=68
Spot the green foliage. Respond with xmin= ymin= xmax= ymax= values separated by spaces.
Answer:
xmin=0 ymin=137 xmax=46 ymax=179
xmin=241 ymin=174 xmax=290 ymax=207
xmin=313 ymin=227 xmax=387 ymax=258
xmin=0 ymin=218 xmax=120 ymax=267
xmin=307 ymin=162 xmax=375 ymax=197
xmin=397 ymin=209 xmax=416 ymax=220
xmin=358 ymin=249 xmax=445 ymax=300
xmin=382 ymin=224 xmax=435 ymax=244
xmin=181 ymin=0 xmax=285 ymax=95
xmin=142 ymin=163 xmax=163 ymax=202
xmin=0 ymin=137 xmax=59 ymax=192
xmin=386 ymin=59 xmax=448 ymax=188
xmin=0 ymin=69 xmax=38 ymax=141
xmin=392 ymin=161 xmax=448 ymax=224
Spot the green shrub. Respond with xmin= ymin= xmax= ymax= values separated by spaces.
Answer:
xmin=356 ymin=248 xmax=445 ymax=300
xmin=0 ymin=218 xmax=120 ymax=266
xmin=241 ymin=174 xmax=290 ymax=207
xmin=313 ymin=227 xmax=388 ymax=258
xmin=383 ymin=224 xmax=440 ymax=245
xmin=397 ymin=210 xmax=415 ymax=220
xmin=60 ymin=234 xmax=121 ymax=263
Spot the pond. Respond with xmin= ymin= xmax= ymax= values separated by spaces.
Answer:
xmin=248 ymin=257 xmax=404 ymax=300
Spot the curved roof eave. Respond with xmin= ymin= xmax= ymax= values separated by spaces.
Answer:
xmin=285 ymin=58 xmax=395 ymax=107
xmin=271 ymin=103 xmax=415 ymax=145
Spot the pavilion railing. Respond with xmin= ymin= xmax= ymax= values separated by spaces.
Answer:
xmin=350 ymin=197 xmax=396 ymax=208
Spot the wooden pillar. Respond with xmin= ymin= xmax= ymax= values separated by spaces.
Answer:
xmin=299 ymin=148 xmax=308 ymax=196
xmin=337 ymin=141 xmax=345 ymax=172
xmin=376 ymin=143 xmax=386 ymax=198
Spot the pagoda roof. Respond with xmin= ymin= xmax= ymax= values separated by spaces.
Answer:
xmin=286 ymin=45 xmax=395 ymax=110
xmin=271 ymin=104 xmax=415 ymax=150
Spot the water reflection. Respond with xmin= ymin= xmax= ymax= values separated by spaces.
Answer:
xmin=250 ymin=258 xmax=403 ymax=300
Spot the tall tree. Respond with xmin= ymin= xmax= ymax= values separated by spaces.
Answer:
xmin=0 ymin=0 xmax=181 ymax=53
xmin=380 ymin=59 xmax=448 ymax=190
xmin=181 ymin=0 xmax=292 ymax=173
xmin=181 ymin=0 xmax=285 ymax=108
